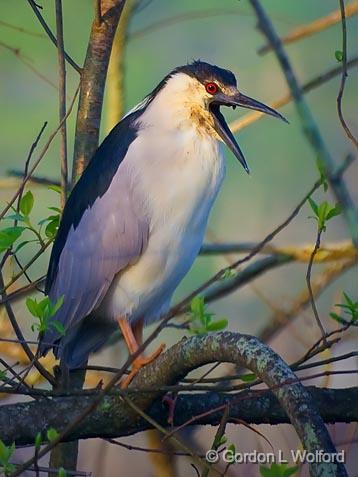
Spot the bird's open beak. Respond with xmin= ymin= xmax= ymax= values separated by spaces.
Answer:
xmin=210 ymin=91 xmax=288 ymax=174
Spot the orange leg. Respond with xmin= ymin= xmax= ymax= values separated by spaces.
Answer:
xmin=118 ymin=317 xmax=165 ymax=388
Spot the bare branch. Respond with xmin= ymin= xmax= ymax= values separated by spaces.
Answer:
xmin=337 ymin=0 xmax=358 ymax=148
xmin=55 ymin=0 xmax=68 ymax=208
xmin=27 ymin=0 xmax=82 ymax=74
xmin=0 ymin=83 xmax=80 ymax=221
xmin=249 ymin=0 xmax=358 ymax=247
xmin=0 ymin=40 xmax=58 ymax=89
xmin=5 ymin=333 xmax=349 ymax=477
xmin=230 ymin=55 xmax=358 ymax=133
xmin=260 ymin=258 xmax=357 ymax=343
xmin=306 ymin=229 xmax=327 ymax=343
xmin=0 ymin=271 xmax=55 ymax=386
xmin=259 ymin=0 xmax=358 ymax=54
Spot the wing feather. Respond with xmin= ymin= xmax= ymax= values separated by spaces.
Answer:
xmin=48 ymin=167 xmax=148 ymax=334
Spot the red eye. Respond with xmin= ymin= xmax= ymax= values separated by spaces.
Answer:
xmin=205 ymin=82 xmax=218 ymax=95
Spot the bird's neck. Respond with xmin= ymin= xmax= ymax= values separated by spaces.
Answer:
xmin=139 ymin=74 xmax=218 ymax=139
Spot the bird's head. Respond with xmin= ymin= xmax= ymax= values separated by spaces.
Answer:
xmin=144 ymin=60 xmax=287 ymax=173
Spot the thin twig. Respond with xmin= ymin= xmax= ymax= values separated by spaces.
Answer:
xmin=249 ymin=0 xmax=358 ymax=247
xmin=55 ymin=0 xmax=68 ymax=208
xmin=0 ymin=20 xmax=46 ymax=37
xmin=0 ymin=271 xmax=55 ymax=386
xmin=27 ymin=0 xmax=82 ymax=74
xmin=0 ymin=41 xmax=58 ymax=89
xmin=306 ymin=229 xmax=328 ymax=344
xmin=201 ymin=406 xmax=229 ymax=477
xmin=337 ymin=0 xmax=358 ymax=148
xmin=230 ymin=56 xmax=358 ymax=133
xmin=259 ymin=0 xmax=358 ymax=54
xmin=0 ymin=83 xmax=80 ymax=221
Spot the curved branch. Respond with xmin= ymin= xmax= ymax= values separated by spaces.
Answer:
xmin=2 ymin=333 xmax=348 ymax=477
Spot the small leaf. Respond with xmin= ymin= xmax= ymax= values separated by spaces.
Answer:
xmin=58 ymin=467 xmax=67 ymax=477
xmin=335 ymin=49 xmax=343 ymax=62
xmin=34 ymin=432 xmax=42 ymax=450
xmin=52 ymin=296 xmax=64 ymax=315
xmin=50 ymin=320 xmax=66 ymax=336
xmin=48 ymin=184 xmax=62 ymax=194
xmin=45 ymin=218 xmax=60 ymax=239
xmin=6 ymin=213 xmax=26 ymax=222
xmin=13 ymin=240 xmax=33 ymax=253
xmin=26 ymin=297 xmax=40 ymax=318
xmin=206 ymin=319 xmax=228 ymax=332
xmin=48 ymin=206 xmax=62 ymax=213
xmin=329 ymin=312 xmax=345 ymax=324
xmin=19 ymin=190 xmax=34 ymax=216
xmin=46 ymin=427 xmax=59 ymax=442
xmin=326 ymin=203 xmax=342 ymax=221
xmin=284 ymin=466 xmax=299 ymax=477
xmin=0 ymin=226 xmax=25 ymax=252
xmin=240 ymin=373 xmax=256 ymax=382
xmin=307 ymin=197 xmax=318 ymax=216
xmin=190 ymin=296 xmax=204 ymax=316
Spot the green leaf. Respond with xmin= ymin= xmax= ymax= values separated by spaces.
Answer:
xmin=0 ymin=370 xmax=7 ymax=381
xmin=34 ymin=432 xmax=42 ymax=450
xmin=260 ymin=463 xmax=298 ymax=477
xmin=46 ymin=427 xmax=59 ymax=442
xmin=190 ymin=296 xmax=204 ymax=316
xmin=52 ymin=296 xmax=64 ymax=315
xmin=343 ymin=292 xmax=354 ymax=307
xmin=13 ymin=240 xmax=33 ymax=253
xmin=19 ymin=190 xmax=34 ymax=216
xmin=0 ymin=440 xmax=15 ymax=465
xmin=48 ymin=206 xmax=62 ymax=213
xmin=48 ymin=184 xmax=62 ymax=194
xmin=240 ymin=373 xmax=256 ymax=382
xmin=50 ymin=320 xmax=66 ymax=336
xmin=58 ymin=467 xmax=67 ymax=477
xmin=213 ymin=434 xmax=227 ymax=447
xmin=335 ymin=49 xmax=343 ymax=62
xmin=227 ymin=443 xmax=236 ymax=454
xmin=315 ymin=156 xmax=328 ymax=191
xmin=206 ymin=319 xmax=228 ymax=332
xmin=329 ymin=312 xmax=345 ymax=324
xmin=326 ymin=203 xmax=342 ymax=221
xmin=307 ymin=197 xmax=318 ymax=216
xmin=26 ymin=297 xmax=40 ymax=317
xmin=284 ymin=466 xmax=299 ymax=477
xmin=45 ymin=218 xmax=60 ymax=239
xmin=0 ymin=226 xmax=25 ymax=252
xmin=6 ymin=213 xmax=26 ymax=222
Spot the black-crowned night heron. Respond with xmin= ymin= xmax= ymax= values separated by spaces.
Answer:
xmin=38 ymin=60 xmax=286 ymax=386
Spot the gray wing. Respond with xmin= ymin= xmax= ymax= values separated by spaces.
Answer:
xmin=41 ymin=166 xmax=149 ymax=350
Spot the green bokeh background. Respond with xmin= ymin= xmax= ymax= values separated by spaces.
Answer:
xmin=0 ymin=1 xmax=357 ymax=474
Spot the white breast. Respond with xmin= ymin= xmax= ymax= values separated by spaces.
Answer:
xmin=102 ymin=123 xmax=225 ymax=324
xmin=100 ymin=76 xmax=225 ymax=322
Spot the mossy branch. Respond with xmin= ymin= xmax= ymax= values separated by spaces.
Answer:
xmin=3 ymin=332 xmax=348 ymax=477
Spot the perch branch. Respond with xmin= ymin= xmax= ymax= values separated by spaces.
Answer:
xmin=7 ymin=333 xmax=347 ymax=477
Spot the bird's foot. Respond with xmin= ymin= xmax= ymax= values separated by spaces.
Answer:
xmin=120 ymin=343 xmax=165 ymax=388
